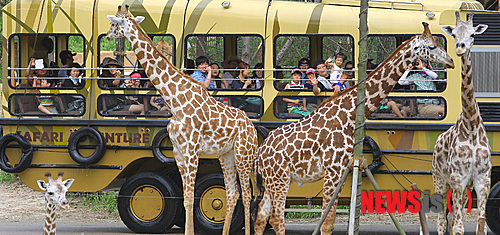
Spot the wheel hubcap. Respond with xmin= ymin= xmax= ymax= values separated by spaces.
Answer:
xmin=130 ymin=185 xmax=164 ymax=222
xmin=200 ymin=186 xmax=227 ymax=223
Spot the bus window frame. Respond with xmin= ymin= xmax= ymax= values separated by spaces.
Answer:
xmin=273 ymin=34 xmax=355 ymax=92
xmin=272 ymin=95 xmax=330 ymax=119
xmin=367 ymin=34 xmax=448 ymax=93
xmin=8 ymin=93 xmax=86 ymax=117
xmin=367 ymin=96 xmax=447 ymax=120
xmin=96 ymin=33 xmax=176 ymax=91
xmin=183 ymin=33 xmax=265 ymax=92
xmin=7 ymin=33 xmax=87 ymax=90
xmin=211 ymin=94 xmax=264 ymax=119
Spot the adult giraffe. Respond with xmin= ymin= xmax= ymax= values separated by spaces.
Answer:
xmin=434 ymin=12 xmax=490 ymax=235
xmin=253 ymin=23 xmax=454 ymax=235
xmin=106 ymin=6 xmax=258 ymax=235
xmin=37 ymin=172 xmax=75 ymax=235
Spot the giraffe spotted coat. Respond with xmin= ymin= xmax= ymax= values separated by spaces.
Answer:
xmin=254 ymin=23 xmax=455 ymax=235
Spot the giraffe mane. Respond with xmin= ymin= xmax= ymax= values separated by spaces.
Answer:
xmin=315 ymin=36 xmax=414 ymax=110
xmin=122 ymin=12 xmax=203 ymax=86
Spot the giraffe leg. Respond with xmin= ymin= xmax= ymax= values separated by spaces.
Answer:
xmin=268 ymin=183 xmax=288 ymax=235
xmin=321 ymin=171 xmax=344 ymax=235
xmin=433 ymin=173 xmax=448 ymax=235
xmin=219 ymin=150 xmax=240 ymax=235
xmin=451 ymin=184 xmax=465 ymax=235
xmin=474 ymin=173 xmax=491 ymax=235
xmin=175 ymin=146 xmax=199 ymax=235
xmin=254 ymin=190 xmax=272 ymax=235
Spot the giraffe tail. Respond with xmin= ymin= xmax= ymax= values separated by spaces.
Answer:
xmin=251 ymin=155 xmax=265 ymax=225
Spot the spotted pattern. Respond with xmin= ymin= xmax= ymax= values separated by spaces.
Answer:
xmin=106 ymin=6 xmax=258 ymax=235
xmin=254 ymin=24 xmax=454 ymax=235
xmin=434 ymin=13 xmax=490 ymax=235
xmin=37 ymin=172 xmax=75 ymax=235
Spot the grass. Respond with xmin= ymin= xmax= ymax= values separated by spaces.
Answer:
xmin=80 ymin=191 xmax=118 ymax=215
xmin=285 ymin=205 xmax=351 ymax=219
xmin=0 ymin=171 xmax=19 ymax=184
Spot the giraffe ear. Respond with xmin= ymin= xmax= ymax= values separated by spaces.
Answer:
xmin=475 ymin=24 xmax=488 ymax=35
xmin=37 ymin=180 xmax=48 ymax=191
xmin=107 ymin=15 xmax=122 ymax=24
xmin=441 ymin=26 xmax=454 ymax=36
xmin=134 ymin=16 xmax=145 ymax=24
xmin=62 ymin=179 xmax=75 ymax=189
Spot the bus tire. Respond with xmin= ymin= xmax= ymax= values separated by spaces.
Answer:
xmin=68 ymin=127 xmax=106 ymax=165
xmin=194 ymin=172 xmax=245 ymax=234
xmin=118 ymin=171 xmax=181 ymax=233
xmin=486 ymin=181 xmax=500 ymax=234
xmin=364 ymin=135 xmax=383 ymax=174
xmin=163 ymin=167 xmax=185 ymax=228
xmin=152 ymin=128 xmax=175 ymax=164
xmin=0 ymin=133 xmax=33 ymax=173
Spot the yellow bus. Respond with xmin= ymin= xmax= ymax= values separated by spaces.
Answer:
xmin=2 ymin=0 xmax=500 ymax=233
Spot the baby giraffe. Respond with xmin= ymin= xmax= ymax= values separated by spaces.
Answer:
xmin=37 ymin=172 xmax=75 ymax=235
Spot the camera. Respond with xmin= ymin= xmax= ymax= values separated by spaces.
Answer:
xmin=412 ymin=60 xmax=419 ymax=66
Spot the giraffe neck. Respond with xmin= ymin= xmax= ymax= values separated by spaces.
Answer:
xmin=43 ymin=201 xmax=56 ymax=235
xmin=459 ymin=51 xmax=482 ymax=132
xmin=124 ymin=18 xmax=203 ymax=115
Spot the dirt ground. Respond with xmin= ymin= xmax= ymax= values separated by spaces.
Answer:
xmin=0 ymin=178 xmax=482 ymax=228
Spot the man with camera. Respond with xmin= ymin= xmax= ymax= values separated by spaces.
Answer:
xmin=398 ymin=59 xmax=444 ymax=116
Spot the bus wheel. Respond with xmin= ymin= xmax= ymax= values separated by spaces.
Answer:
xmin=68 ymin=127 xmax=106 ymax=165
xmin=0 ymin=133 xmax=33 ymax=173
xmin=118 ymin=172 xmax=181 ymax=233
xmin=163 ymin=167 xmax=185 ymax=228
xmin=194 ymin=173 xmax=245 ymax=234
xmin=486 ymin=181 xmax=500 ymax=234
xmin=152 ymin=128 xmax=175 ymax=164
xmin=364 ymin=135 xmax=383 ymax=175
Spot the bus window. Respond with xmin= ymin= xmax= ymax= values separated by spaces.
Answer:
xmin=8 ymin=34 xmax=86 ymax=90
xmin=185 ymin=34 xmax=264 ymax=90
xmin=368 ymin=96 xmax=446 ymax=120
xmin=273 ymin=96 xmax=329 ymax=119
xmin=274 ymin=35 xmax=354 ymax=91
xmin=97 ymin=34 xmax=175 ymax=90
xmin=9 ymin=94 xmax=85 ymax=116
xmin=98 ymin=94 xmax=171 ymax=118
xmin=367 ymin=35 xmax=447 ymax=92
xmin=212 ymin=95 xmax=263 ymax=118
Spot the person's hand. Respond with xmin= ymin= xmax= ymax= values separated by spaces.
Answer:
xmin=309 ymin=76 xmax=318 ymax=86
xmin=334 ymin=84 xmax=341 ymax=93
xmin=115 ymin=70 xmax=121 ymax=78
xmin=407 ymin=64 xmax=415 ymax=70
xmin=245 ymin=79 xmax=252 ymax=86
xmin=30 ymin=58 xmax=36 ymax=67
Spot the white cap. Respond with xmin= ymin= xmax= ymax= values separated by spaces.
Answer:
xmin=34 ymin=59 xmax=44 ymax=70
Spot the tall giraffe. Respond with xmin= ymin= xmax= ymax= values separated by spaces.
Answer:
xmin=36 ymin=172 xmax=75 ymax=235
xmin=106 ymin=6 xmax=258 ymax=235
xmin=434 ymin=12 xmax=490 ymax=235
xmin=253 ymin=23 xmax=454 ymax=235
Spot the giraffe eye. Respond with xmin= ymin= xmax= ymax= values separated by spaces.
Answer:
xmin=48 ymin=192 xmax=54 ymax=195
xmin=429 ymin=45 xmax=436 ymax=50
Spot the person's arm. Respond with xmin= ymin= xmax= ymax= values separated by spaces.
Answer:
xmin=112 ymin=70 xmax=122 ymax=86
xmin=302 ymin=98 xmax=308 ymax=111
xmin=423 ymin=68 xmax=438 ymax=79
xmin=222 ymin=75 xmax=229 ymax=89
xmin=32 ymin=77 xmax=38 ymax=87
xmin=201 ymin=70 xmax=212 ymax=88
xmin=25 ymin=58 xmax=35 ymax=78
xmin=282 ymin=98 xmax=299 ymax=103
xmin=38 ymin=104 xmax=52 ymax=114
xmin=398 ymin=70 xmax=412 ymax=85
xmin=242 ymin=78 xmax=252 ymax=89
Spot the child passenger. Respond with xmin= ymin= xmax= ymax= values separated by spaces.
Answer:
xmin=325 ymin=53 xmax=347 ymax=91
xmin=282 ymin=69 xmax=312 ymax=117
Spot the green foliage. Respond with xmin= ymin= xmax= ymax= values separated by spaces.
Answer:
xmin=0 ymin=171 xmax=19 ymax=184
xmin=68 ymin=35 xmax=85 ymax=53
xmin=80 ymin=191 xmax=118 ymax=215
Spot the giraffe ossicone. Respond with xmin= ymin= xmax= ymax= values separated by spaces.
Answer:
xmin=37 ymin=172 xmax=75 ymax=235
xmin=253 ymin=22 xmax=454 ymax=235
xmin=433 ymin=12 xmax=490 ymax=235
xmin=106 ymin=5 xmax=258 ymax=235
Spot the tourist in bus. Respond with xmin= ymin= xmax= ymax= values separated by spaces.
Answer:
xmin=192 ymin=56 xmax=215 ymax=89
xmin=149 ymin=95 xmax=170 ymax=113
xmin=298 ymin=58 xmax=310 ymax=82
xmin=281 ymin=69 xmax=312 ymax=116
xmin=26 ymin=58 xmax=50 ymax=87
xmin=230 ymin=62 xmax=253 ymax=89
xmin=313 ymin=59 xmax=344 ymax=95
xmin=398 ymin=59 xmax=444 ymax=116
xmin=377 ymin=98 xmax=410 ymax=118
xmin=341 ymin=61 xmax=354 ymax=88
xmin=32 ymin=77 xmax=58 ymax=114
xmin=57 ymin=50 xmax=77 ymax=80
xmin=209 ymin=63 xmax=228 ymax=89
xmin=100 ymin=57 xmax=124 ymax=88
xmin=61 ymin=63 xmax=83 ymax=87
xmin=285 ymin=69 xmax=304 ymax=89
xmin=326 ymin=53 xmax=347 ymax=86
xmin=251 ymin=63 xmax=264 ymax=89
xmin=222 ymin=55 xmax=243 ymax=86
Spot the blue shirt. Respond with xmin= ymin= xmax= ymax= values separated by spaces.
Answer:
xmin=192 ymin=70 xmax=215 ymax=89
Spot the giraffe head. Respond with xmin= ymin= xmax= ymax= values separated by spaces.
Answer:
xmin=106 ymin=5 xmax=145 ymax=40
xmin=37 ymin=172 xmax=75 ymax=209
xmin=408 ymin=22 xmax=454 ymax=69
xmin=441 ymin=12 xmax=488 ymax=56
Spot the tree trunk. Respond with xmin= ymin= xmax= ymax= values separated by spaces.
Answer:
xmin=240 ymin=36 xmax=252 ymax=63
xmin=115 ymin=37 xmax=125 ymax=66
xmin=276 ymin=38 xmax=293 ymax=64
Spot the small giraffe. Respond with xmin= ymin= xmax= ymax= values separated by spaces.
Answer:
xmin=253 ymin=23 xmax=454 ymax=235
xmin=106 ymin=6 xmax=257 ymax=235
xmin=434 ymin=12 xmax=490 ymax=235
xmin=36 ymin=172 xmax=75 ymax=235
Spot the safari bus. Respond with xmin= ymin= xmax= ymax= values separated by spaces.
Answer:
xmin=2 ymin=0 xmax=500 ymax=233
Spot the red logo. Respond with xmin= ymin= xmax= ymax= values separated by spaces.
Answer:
xmin=361 ymin=189 xmax=472 ymax=213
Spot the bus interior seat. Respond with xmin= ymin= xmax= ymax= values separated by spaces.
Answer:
xmin=16 ymin=95 xmax=43 ymax=115
xmin=101 ymin=96 xmax=132 ymax=115
xmin=56 ymin=96 xmax=82 ymax=115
